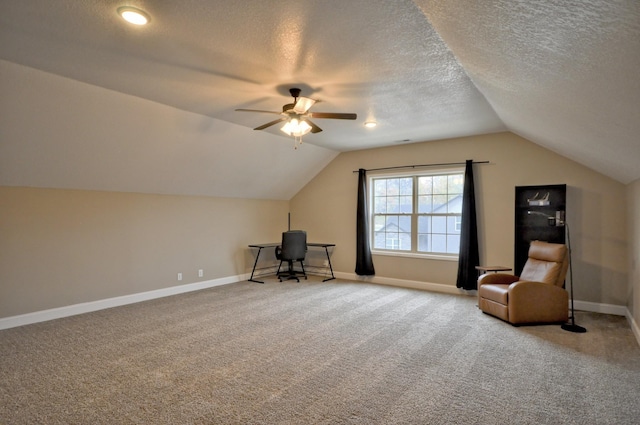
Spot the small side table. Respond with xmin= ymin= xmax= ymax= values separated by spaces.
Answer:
xmin=475 ymin=266 xmax=512 ymax=277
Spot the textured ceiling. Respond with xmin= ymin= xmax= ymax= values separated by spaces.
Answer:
xmin=1 ymin=0 xmax=639 ymax=198
xmin=418 ymin=0 xmax=640 ymax=184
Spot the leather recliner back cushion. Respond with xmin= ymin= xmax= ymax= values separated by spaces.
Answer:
xmin=520 ymin=259 xmax=563 ymax=285
xmin=528 ymin=241 xmax=566 ymax=263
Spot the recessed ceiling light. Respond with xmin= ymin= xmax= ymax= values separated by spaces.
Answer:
xmin=364 ymin=121 xmax=377 ymax=128
xmin=117 ymin=6 xmax=150 ymax=25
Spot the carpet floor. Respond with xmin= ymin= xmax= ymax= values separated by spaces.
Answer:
xmin=1 ymin=278 xmax=639 ymax=424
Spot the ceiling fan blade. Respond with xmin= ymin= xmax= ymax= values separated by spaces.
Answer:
xmin=254 ymin=117 xmax=287 ymax=130
xmin=304 ymin=119 xmax=323 ymax=134
xmin=308 ymin=112 xmax=357 ymax=120
xmin=293 ymin=97 xmax=316 ymax=114
xmin=235 ymin=108 xmax=282 ymax=115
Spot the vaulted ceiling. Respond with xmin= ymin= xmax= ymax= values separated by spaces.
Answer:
xmin=1 ymin=1 xmax=638 ymax=199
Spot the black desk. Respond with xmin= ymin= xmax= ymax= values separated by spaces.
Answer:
xmin=248 ymin=242 xmax=336 ymax=283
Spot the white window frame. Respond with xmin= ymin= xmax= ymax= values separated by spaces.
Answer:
xmin=369 ymin=167 xmax=465 ymax=261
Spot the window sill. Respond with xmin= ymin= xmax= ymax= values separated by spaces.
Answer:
xmin=371 ymin=250 xmax=459 ymax=262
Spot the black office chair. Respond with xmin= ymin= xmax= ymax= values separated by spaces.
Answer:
xmin=275 ymin=230 xmax=307 ymax=282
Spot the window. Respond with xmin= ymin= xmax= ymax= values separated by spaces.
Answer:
xmin=371 ymin=169 xmax=464 ymax=258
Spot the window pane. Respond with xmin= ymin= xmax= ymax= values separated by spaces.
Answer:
xmin=418 ymin=234 xmax=430 ymax=252
xmin=371 ymin=214 xmax=411 ymax=251
xmin=418 ymin=216 xmax=430 ymax=233
xmin=399 ymin=196 xmax=411 ymax=213
xmin=432 ymin=195 xmax=447 ymax=212
xmin=386 ymin=196 xmax=399 ymax=213
xmin=448 ymin=174 xmax=463 ymax=194
xmin=418 ymin=176 xmax=433 ymax=195
xmin=418 ymin=215 xmax=430 ymax=252
xmin=432 ymin=176 xmax=448 ymax=194
xmin=387 ymin=179 xmax=399 ymax=195
xmin=397 ymin=215 xmax=411 ymax=251
xmin=447 ymin=216 xmax=461 ymax=234
xmin=374 ymin=179 xmax=387 ymax=196
xmin=399 ymin=178 xmax=413 ymax=195
xmin=447 ymin=235 xmax=460 ymax=253
xmin=432 ymin=234 xmax=446 ymax=252
xmin=447 ymin=194 xmax=462 ymax=213
xmin=374 ymin=196 xmax=386 ymax=213
xmin=374 ymin=214 xmax=387 ymax=250
xmin=385 ymin=215 xmax=398 ymax=228
xmin=385 ymin=234 xmax=399 ymax=249
xmin=399 ymin=215 xmax=411 ymax=232
xmin=399 ymin=232 xmax=411 ymax=250
xmin=374 ymin=231 xmax=385 ymax=249
xmin=418 ymin=195 xmax=432 ymax=213
xmin=432 ymin=216 xmax=446 ymax=234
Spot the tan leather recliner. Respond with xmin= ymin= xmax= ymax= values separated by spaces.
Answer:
xmin=478 ymin=241 xmax=569 ymax=325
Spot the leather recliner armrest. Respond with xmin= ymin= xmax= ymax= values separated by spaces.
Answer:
xmin=478 ymin=273 xmax=519 ymax=286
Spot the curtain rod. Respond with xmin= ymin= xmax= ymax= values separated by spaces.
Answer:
xmin=352 ymin=160 xmax=490 ymax=173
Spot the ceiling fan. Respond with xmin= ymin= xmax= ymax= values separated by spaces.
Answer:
xmin=235 ymin=88 xmax=357 ymax=137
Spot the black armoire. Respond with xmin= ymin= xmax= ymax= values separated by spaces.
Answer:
xmin=514 ymin=184 xmax=566 ymax=276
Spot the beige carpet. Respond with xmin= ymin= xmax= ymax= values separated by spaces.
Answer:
xmin=1 ymin=278 xmax=639 ymax=424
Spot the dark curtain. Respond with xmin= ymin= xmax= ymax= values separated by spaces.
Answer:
xmin=456 ymin=160 xmax=480 ymax=290
xmin=355 ymin=168 xmax=375 ymax=275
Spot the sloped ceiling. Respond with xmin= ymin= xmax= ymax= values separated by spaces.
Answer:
xmin=1 ymin=1 xmax=638 ymax=201
xmin=417 ymin=0 xmax=640 ymax=184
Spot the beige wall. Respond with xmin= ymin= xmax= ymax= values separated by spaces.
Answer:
xmin=0 ymin=187 xmax=288 ymax=318
xmin=291 ymin=132 xmax=628 ymax=306
xmin=628 ymin=179 xmax=640 ymax=329
xmin=1 ymin=132 xmax=632 ymax=320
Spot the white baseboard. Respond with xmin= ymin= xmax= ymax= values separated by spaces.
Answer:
xmin=0 ymin=275 xmax=243 ymax=330
xmin=572 ymin=300 xmax=627 ymax=316
xmin=626 ymin=309 xmax=640 ymax=348
xmin=1 ymin=272 xmax=633 ymax=338
xmin=335 ymin=272 xmax=629 ymax=316
xmin=334 ymin=272 xmax=474 ymax=296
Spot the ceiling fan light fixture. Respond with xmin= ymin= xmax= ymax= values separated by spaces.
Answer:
xmin=117 ymin=6 xmax=150 ymax=25
xmin=364 ymin=121 xmax=377 ymax=128
xmin=281 ymin=118 xmax=312 ymax=137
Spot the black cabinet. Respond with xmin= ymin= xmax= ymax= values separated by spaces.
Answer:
xmin=514 ymin=184 xmax=566 ymax=275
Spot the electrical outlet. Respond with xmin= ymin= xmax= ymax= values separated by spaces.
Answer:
xmin=198 ymin=269 xmax=204 ymax=277
xmin=177 ymin=272 xmax=182 ymax=281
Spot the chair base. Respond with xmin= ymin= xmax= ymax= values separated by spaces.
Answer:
xmin=277 ymin=260 xmax=307 ymax=282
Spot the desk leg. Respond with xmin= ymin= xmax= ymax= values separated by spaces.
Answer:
xmin=249 ymin=247 xmax=265 ymax=284
xmin=322 ymin=246 xmax=336 ymax=282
